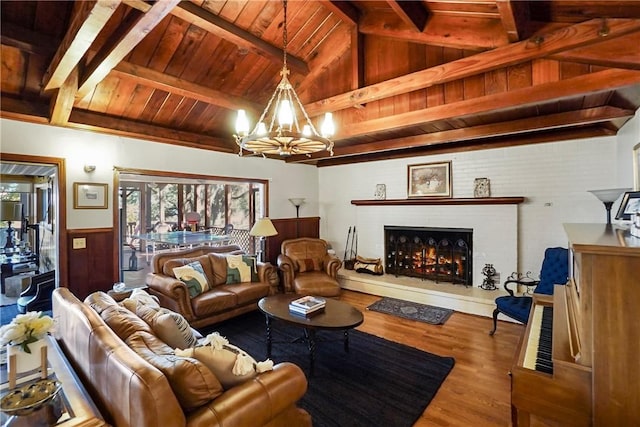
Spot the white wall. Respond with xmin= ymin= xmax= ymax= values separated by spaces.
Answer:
xmin=0 ymin=119 xmax=319 ymax=228
xmin=616 ymin=108 xmax=640 ymax=189
xmin=319 ymin=126 xmax=637 ymax=283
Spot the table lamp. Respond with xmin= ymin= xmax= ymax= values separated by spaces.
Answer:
xmin=588 ymin=188 xmax=630 ymax=225
xmin=249 ymin=217 xmax=278 ymax=262
xmin=1 ymin=201 xmax=23 ymax=249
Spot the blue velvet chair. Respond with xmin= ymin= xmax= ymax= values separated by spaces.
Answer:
xmin=489 ymin=247 xmax=568 ymax=335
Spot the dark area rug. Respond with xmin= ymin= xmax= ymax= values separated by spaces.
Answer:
xmin=366 ymin=297 xmax=454 ymax=325
xmin=201 ymin=311 xmax=455 ymax=427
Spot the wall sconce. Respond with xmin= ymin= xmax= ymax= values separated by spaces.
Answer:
xmin=288 ymin=198 xmax=306 ymax=218
xmin=84 ymin=164 xmax=96 ymax=173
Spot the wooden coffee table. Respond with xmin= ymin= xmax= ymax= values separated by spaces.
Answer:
xmin=258 ymin=294 xmax=364 ymax=375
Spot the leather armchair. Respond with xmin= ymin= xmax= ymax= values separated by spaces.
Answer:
xmin=277 ymin=238 xmax=341 ymax=297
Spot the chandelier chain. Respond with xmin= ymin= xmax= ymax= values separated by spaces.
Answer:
xmin=282 ymin=0 xmax=288 ymax=71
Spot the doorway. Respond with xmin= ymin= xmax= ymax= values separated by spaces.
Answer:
xmin=0 ymin=155 xmax=65 ymax=304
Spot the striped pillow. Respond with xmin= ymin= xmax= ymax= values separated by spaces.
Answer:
xmin=296 ymin=258 xmax=322 ymax=272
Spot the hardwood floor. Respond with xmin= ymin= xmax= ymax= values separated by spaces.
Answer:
xmin=340 ymin=289 xmax=523 ymax=427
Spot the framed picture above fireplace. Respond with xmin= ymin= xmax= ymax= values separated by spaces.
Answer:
xmin=407 ymin=161 xmax=452 ymax=198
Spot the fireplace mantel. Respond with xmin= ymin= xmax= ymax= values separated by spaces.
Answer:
xmin=351 ymin=197 xmax=525 ymax=206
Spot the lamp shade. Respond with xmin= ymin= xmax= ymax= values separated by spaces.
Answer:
xmin=1 ymin=201 xmax=22 ymax=222
xmin=249 ymin=218 xmax=278 ymax=237
xmin=288 ymin=198 xmax=306 ymax=207
xmin=588 ymin=188 xmax=630 ymax=203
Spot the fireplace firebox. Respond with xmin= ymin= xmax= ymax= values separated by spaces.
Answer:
xmin=384 ymin=226 xmax=473 ymax=286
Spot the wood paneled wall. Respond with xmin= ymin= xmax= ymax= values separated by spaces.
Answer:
xmin=265 ymin=217 xmax=320 ymax=266
xmin=66 ymin=228 xmax=115 ymax=300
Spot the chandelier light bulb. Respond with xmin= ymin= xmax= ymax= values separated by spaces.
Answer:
xmin=321 ymin=112 xmax=335 ymax=137
xmin=302 ymin=125 xmax=311 ymax=137
xmin=278 ymin=100 xmax=293 ymax=127
xmin=256 ymin=122 xmax=267 ymax=136
xmin=235 ymin=109 xmax=249 ymax=135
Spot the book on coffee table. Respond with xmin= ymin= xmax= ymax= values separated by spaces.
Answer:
xmin=289 ymin=296 xmax=326 ymax=315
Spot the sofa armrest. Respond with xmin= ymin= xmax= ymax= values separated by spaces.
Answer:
xmin=323 ymin=254 xmax=342 ymax=279
xmin=257 ymin=262 xmax=280 ymax=294
xmin=145 ymin=273 xmax=195 ymax=321
xmin=277 ymin=254 xmax=295 ymax=293
xmin=188 ymin=362 xmax=309 ymax=427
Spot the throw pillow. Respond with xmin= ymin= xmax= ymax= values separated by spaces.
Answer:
xmin=133 ymin=303 xmax=199 ymax=349
xmin=226 ymin=255 xmax=258 ymax=284
xmin=175 ymin=332 xmax=273 ymax=389
xmin=296 ymin=258 xmax=322 ymax=273
xmin=126 ymin=330 xmax=223 ymax=411
xmin=173 ymin=261 xmax=210 ymax=297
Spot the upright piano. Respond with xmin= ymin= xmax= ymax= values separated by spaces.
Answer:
xmin=511 ymin=223 xmax=640 ymax=426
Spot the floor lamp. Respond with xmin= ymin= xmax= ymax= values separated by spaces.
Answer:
xmin=1 ymin=201 xmax=23 ymax=249
xmin=588 ymin=188 xmax=630 ymax=225
xmin=250 ymin=218 xmax=278 ymax=263
xmin=288 ymin=198 xmax=305 ymax=237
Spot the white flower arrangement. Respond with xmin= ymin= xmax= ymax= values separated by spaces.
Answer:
xmin=0 ymin=311 xmax=54 ymax=353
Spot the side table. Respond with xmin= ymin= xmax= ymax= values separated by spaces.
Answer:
xmin=1 ymin=335 xmax=106 ymax=427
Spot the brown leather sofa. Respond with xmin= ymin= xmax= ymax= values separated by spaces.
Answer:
xmin=277 ymin=238 xmax=342 ymax=297
xmin=52 ymin=287 xmax=312 ymax=427
xmin=146 ymin=245 xmax=279 ymax=328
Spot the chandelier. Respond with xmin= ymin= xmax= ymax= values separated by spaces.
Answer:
xmin=234 ymin=0 xmax=334 ymax=157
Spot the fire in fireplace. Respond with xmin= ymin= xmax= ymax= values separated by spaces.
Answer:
xmin=384 ymin=225 xmax=473 ymax=286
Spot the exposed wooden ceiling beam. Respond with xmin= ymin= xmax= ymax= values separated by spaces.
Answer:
xmin=43 ymin=0 xmax=121 ymax=92
xmin=496 ymin=0 xmax=530 ymax=42
xmin=76 ymin=0 xmax=180 ymax=101
xmin=49 ymin=68 xmax=78 ymax=126
xmin=320 ymin=1 xmax=359 ymax=25
xmin=329 ymin=68 xmax=640 ymax=140
xmin=1 ymin=96 xmax=233 ymax=153
xmin=170 ymin=1 xmax=309 ymax=75
xmin=286 ymin=106 xmax=633 ymax=163
xmin=110 ymin=61 xmax=263 ymax=113
xmin=386 ymin=0 xmax=428 ymax=32
xmin=312 ymin=127 xmax=616 ymax=167
xmin=293 ymin=23 xmax=353 ymax=95
xmin=550 ymin=32 xmax=640 ymax=70
xmin=69 ymin=109 xmax=234 ymax=152
xmin=304 ymin=18 xmax=640 ymax=116
xmin=359 ymin=11 xmax=509 ymax=49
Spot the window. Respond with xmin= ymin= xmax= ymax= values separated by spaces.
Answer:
xmin=117 ymin=170 xmax=267 ymax=263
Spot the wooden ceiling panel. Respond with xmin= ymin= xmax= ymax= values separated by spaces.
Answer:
xmin=1 ymin=1 xmax=639 ymax=166
xmin=425 ymin=0 xmax=500 ymax=18
xmin=0 ymin=45 xmax=26 ymax=95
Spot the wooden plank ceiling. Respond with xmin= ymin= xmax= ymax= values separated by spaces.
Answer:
xmin=1 ymin=0 xmax=639 ymax=167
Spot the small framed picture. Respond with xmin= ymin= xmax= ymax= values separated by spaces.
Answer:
xmin=74 ymin=182 xmax=108 ymax=209
xmin=474 ymin=178 xmax=491 ymax=198
xmin=407 ymin=161 xmax=452 ymax=198
xmin=374 ymin=184 xmax=386 ymax=200
xmin=615 ymin=191 xmax=640 ymax=221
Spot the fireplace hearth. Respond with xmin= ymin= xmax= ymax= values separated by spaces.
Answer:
xmin=385 ymin=225 xmax=473 ymax=286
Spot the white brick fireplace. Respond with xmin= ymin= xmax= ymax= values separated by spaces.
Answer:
xmin=337 ymin=201 xmax=519 ymax=317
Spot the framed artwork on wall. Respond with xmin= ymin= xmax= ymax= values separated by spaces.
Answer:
xmin=74 ymin=182 xmax=108 ymax=209
xmin=407 ymin=161 xmax=452 ymax=198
